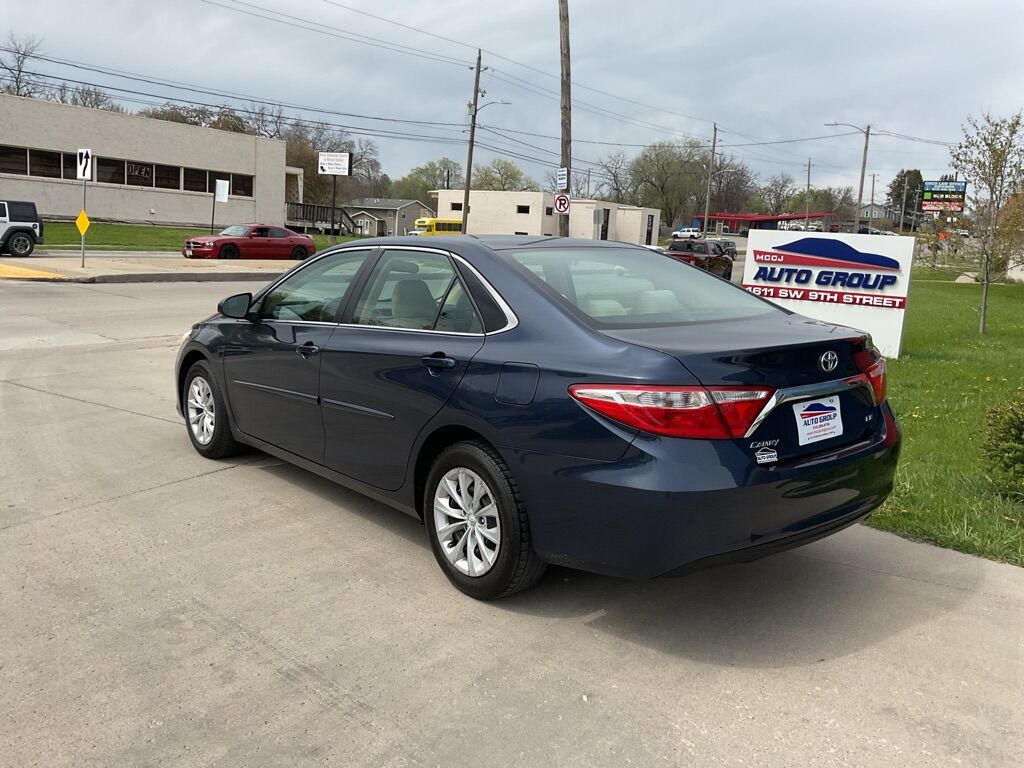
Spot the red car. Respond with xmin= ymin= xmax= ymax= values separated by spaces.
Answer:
xmin=182 ymin=224 xmax=315 ymax=260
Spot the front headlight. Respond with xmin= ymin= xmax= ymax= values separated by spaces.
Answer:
xmin=203 ymin=241 xmax=215 ymax=247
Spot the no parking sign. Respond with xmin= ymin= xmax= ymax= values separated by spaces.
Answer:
xmin=553 ymin=193 xmax=571 ymax=215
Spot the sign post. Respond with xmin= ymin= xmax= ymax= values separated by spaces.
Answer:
xmin=318 ymin=151 xmax=352 ymax=245
xmin=76 ymin=148 xmax=92 ymax=268
xmin=740 ymin=231 xmax=914 ymax=358
xmin=210 ymin=179 xmax=229 ymax=235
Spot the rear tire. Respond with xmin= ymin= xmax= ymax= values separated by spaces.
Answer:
xmin=183 ymin=361 xmax=243 ymax=459
xmin=291 ymin=246 xmax=307 ymax=260
xmin=425 ymin=441 xmax=546 ymax=600
xmin=219 ymin=244 xmax=239 ymax=260
xmin=8 ymin=233 xmax=34 ymax=257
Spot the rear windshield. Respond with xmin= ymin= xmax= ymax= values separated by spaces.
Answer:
xmin=504 ymin=246 xmax=777 ymax=327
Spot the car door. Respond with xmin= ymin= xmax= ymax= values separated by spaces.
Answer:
xmin=244 ymin=226 xmax=272 ymax=259
xmin=269 ymin=227 xmax=293 ymax=258
xmin=320 ymin=247 xmax=485 ymax=490
xmin=221 ymin=248 xmax=375 ymax=462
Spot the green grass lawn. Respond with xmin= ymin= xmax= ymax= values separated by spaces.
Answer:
xmin=42 ymin=221 xmax=362 ymax=252
xmin=869 ymin=280 xmax=1024 ymax=565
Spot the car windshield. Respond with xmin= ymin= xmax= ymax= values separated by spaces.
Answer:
xmin=504 ymin=246 xmax=777 ymax=327
xmin=219 ymin=225 xmax=248 ymax=236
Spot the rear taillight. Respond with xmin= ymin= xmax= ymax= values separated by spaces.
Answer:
xmin=853 ymin=345 xmax=886 ymax=404
xmin=568 ymin=384 xmax=774 ymax=440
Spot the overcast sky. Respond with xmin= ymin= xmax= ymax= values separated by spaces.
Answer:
xmin=5 ymin=0 xmax=1023 ymax=199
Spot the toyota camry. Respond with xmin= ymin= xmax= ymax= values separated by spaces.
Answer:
xmin=175 ymin=236 xmax=900 ymax=599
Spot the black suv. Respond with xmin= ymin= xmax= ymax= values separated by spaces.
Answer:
xmin=0 ymin=200 xmax=45 ymax=256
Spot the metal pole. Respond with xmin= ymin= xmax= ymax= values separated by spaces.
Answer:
xmin=855 ymin=124 xmax=870 ymax=231
xmin=329 ymin=175 xmax=337 ymax=245
xmin=702 ymin=123 xmax=717 ymax=236
xmin=210 ymin=190 xmax=216 ymax=236
xmin=558 ymin=0 xmax=572 ymax=238
xmin=80 ymin=178 xmax=86 ymax=268
xmin=462 ymin=49 xmax=482 ymax=234
xmin=804 ymin=157 xmax=811 ymax=230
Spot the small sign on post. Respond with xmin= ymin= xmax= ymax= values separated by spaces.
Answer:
xmin=318 ymin=152 xmax=352 ymax=244
xmin=556 ymin=167 xmax=568 ymax=191
xmin=553 ymin=193 xmax=571 ymax=215
xmin=210 ymin=179 xmax=230 ymax=234
xmin=77 ymin=148 xmax=92 ymax=267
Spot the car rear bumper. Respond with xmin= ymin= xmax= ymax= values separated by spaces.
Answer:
xmin=507 ymin=407 xmax=900 ymax=579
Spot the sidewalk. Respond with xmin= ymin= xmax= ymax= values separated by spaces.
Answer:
xmin=0 ymin=253 xmax=289 ymax=283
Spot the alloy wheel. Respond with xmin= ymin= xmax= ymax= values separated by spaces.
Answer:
xmin=187 ymin=376 xmax=216 ymax=445
xmin=433 ymin=467 xmax=501 ymax=577
xmin=11 ymin=235 xmax=31 ymax=255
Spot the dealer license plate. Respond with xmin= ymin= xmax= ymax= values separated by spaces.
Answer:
xmin=792 ymin=395 xmax=843 ymax=446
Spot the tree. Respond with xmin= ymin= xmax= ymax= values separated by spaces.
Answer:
xmin=885 ymin=168 xmax=924 ymax=227
xmin=710 ymin=155 xmax=758 ymax=213
xmin=759 ymin=174 xmax=796 ymax=213
xmin=0 ymin=34 xmax=43 ymax=97
xmin=593 ymin=150 xmax=636 ymax=204
xmin=950 ymin=111 xmax=1024 ymax=333
xmin=629 ymin=140 xmax=703 ymax=227
xmin=50 ymin=83 xmax=124 ymax=111
xmin=137 ymin=103 xmax=212 ymax=126
xmin=473 ymin=158 xmax=538 ymax=191
xmin=390 ymin=157 xmax=463 ymax=202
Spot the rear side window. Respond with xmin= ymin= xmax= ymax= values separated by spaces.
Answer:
xmin=8 ymin=202 xmax=37 ymax=221
xmin=505 ymin=246 xmax=776 ymax=327
xmin=270 ymin=228 xmax=291 ymax=238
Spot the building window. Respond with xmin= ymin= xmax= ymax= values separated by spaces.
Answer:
xmin=0 ymin=145 xmax=27 ymax=175
xmin=450 ymin=202 xmax=462 ymax=211
xmin=126 ymin=162 xmax=154 ymax=187
xmin=96 ymin=158 xmax=125 ymax=184
xmin=155 ymin=165 xmax=180 ymax=190
xmin=29 ymin=149 xmax=62 ymax=178
xmin=545 ymin=207 xmax=553 ymax=216
xmin=62 ymin=153 xmax=77 ymax=179
xmin=231 ymin=173 xmax=253 ymax=197
xmin=183 ymin=168 xmax=207 ymax=192
xmin=208 ymin=170 xmax=230 ymax=194
xmin=516 ymin=205 xmax=530 ymax=214
xmin=514 ymin=231 xmax=528 ymax=235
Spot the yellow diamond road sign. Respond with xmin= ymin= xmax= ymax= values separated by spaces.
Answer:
xmin=75 ymin=210 xmax=90 ymax=236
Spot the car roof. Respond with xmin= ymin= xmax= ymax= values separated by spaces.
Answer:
xmin=345 ymin=234 xmax=647 ymax=252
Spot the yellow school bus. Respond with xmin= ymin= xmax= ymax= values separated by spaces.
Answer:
xmin=412 ymin=218 xmax=463 ymax=236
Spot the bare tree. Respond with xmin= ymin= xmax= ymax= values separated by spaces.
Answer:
xmin=247 ymin=103 xmax=287 ymax=139
xmin=594 ymin=150 xmax=636 ymax=203
xmin=51 ymin=83 xmax=124 ymax=111
xmin=951 ymin=111 xmax=1024 ymax=333
xmin=760 ymin=174 xmax=796 ymax=213
xmin=0 ymin=34 xmax=43 ymax=97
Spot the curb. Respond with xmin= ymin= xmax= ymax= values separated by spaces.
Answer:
xmin=1 ymin=271 xmax=281 ymax=284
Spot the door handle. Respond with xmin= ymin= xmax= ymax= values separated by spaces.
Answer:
xmin=421 ymin=353 xmax=456 ymax=370
xmin=296 ymin=342 xmax=320 ymax=358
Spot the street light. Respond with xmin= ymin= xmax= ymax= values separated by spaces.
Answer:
xmin=826 ymin=122 xmax=871 ymax=231
xmin=461 ymin=92 xmax=510 ymax=234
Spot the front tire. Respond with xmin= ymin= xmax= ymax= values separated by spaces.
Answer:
xmin=425 ymin=441 xmax=546 ymax=600
xmin=219 ymin=244 xmax=239 ymax=260
xmin=183 ymin=361 xmax=242 ymax=459
xmin=8 ymin=233 xmax=34 ymax=257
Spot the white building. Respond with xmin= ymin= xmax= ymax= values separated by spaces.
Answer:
xmin=433 ymin=190 xmax=660 ymax=245
xmin=0 ymin=93 xmax=299 ymax=227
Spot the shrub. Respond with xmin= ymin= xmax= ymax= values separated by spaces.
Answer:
xmin=983 ymin=391 xmax=1024 ymax=499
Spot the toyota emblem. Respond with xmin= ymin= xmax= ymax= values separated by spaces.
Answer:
xmin=819 ymin=351 xmax=839 ymax=373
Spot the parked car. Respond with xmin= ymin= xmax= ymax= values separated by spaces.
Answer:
xmin=0 ymin=199 xmax=44 ymax=257
xmin=671 ymin=226 xmax=702 ymax=239
xmin=665 ymin=238 xmax=734 ymax=279
xmin=705 ymin=237 xmax=738 ymax=256
xmin=175 ymin=236 xmax=899 ymax=599
xmin=182 ymin=224 xmax=315 ymax=260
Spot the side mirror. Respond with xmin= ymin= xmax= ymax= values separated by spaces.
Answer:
xmin=218 ymin=292 xmax=253 ymax=319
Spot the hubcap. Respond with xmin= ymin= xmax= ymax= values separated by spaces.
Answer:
xmin=433 ymin=467 xmax=501 ymax=577
xmin=186 ymin=376 xmax=216 ymax=445
xmin=12 ymin=235 xmax=30 ymax=254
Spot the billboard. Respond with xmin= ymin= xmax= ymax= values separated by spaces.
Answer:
xmin=741 ymin=231 xmax=915 ymax=357
xmin=921 ymin=180 xmax=966 ymax=212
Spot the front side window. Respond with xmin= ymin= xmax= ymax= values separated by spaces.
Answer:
xmin=505 ymin=246 xmax=776 ymax=327
xmin=0 ymin=203 xmax=7 ymax=219
xmin=258 ymin=250 xmax=371 ymax=323
xmin=351 ymin=250 xmax=461 ymax=330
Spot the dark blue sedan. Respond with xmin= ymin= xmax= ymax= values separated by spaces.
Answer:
xmin=175 ymin=236 xmax=900 ymax=599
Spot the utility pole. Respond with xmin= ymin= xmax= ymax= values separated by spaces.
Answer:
xmin=804 ymin=157 xmax=811 ymax=231
xmin=869 ymin=172 xmax=877 ymax=228
xmin=702 ymin=123 xmax=717 ymax=236
xmin=558 ymin=0 xmax=572 ymax=237
xmin=461 ymin=49 xmax=482 ymax=235
xmin=898 ymin=176 xmax=909 ymax=233
xmin=856 ymin=125 xmax=871 ymax=230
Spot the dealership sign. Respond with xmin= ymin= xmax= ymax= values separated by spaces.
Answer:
xmin=921 ymin=180 xmax=967 ymax=212
xmin=742 ymin=231 xmax=914 ymax=357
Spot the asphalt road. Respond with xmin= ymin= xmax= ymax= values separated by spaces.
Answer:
xmin=1 ymin=281 xmax=1022 ymax=767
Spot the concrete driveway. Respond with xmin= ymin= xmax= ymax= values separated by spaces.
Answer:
xmin=1 ymin=281 xmax=1021 ymax=767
